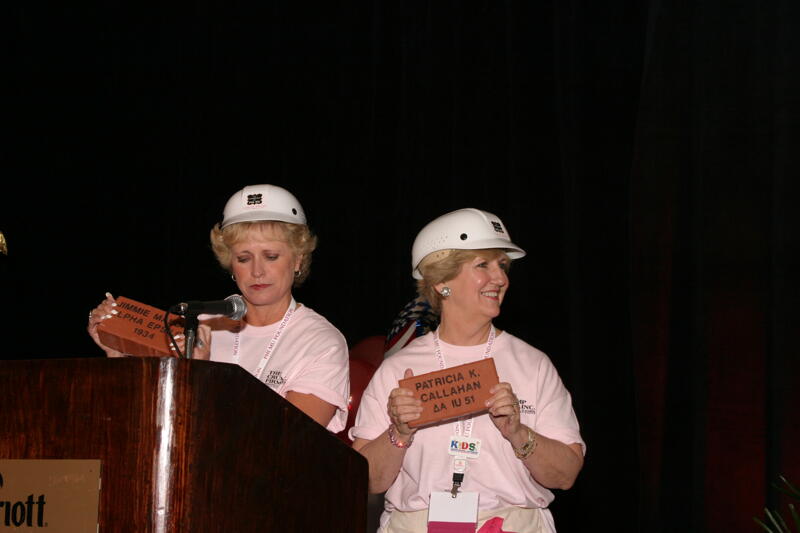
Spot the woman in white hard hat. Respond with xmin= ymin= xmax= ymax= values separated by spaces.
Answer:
xmin=350 ymin=208 xmax=585 ymax=533
xmin=87 ymin=184 xmax=349 ymax=431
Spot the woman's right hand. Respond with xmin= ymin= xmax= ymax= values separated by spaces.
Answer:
xmin=386 ymin=368 xmax=423 ymax=440
xmin=87 ymin=292 xmax=124 ymax=358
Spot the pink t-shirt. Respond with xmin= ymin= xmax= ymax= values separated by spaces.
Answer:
xmin=202 ymin=302 xmax=350 ymax=433
xmin=350 ymin=331 xmax=584 ymax=530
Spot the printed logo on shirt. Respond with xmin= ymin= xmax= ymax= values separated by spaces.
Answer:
xmin=263 ymin=370 xmax=286 ymax=387
xmin=246 ymin=193 xmax=263 ymax=205
xmin=449 ymin=438 xmax=481 ymax=458
xmin=518 ymin=399 xmax=536 ymax=415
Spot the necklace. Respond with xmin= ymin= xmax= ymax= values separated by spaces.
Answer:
xmin=232 ymin=297 xmax=297 ymax=382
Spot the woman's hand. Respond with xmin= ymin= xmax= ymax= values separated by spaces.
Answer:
xmin=169 ymin=324 xmax=212 ymax=359
xmin=486 ymin=382 xmax=523 ymax=440
xmin=87 ymin=292 xmax=124 ymax=358
xmin=487 ymin=381 xmax=584 ymax=489
xmin=386 ymin=368 xmax=423 ymax=441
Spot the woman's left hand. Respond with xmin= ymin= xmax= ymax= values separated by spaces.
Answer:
xmin=169 ymin=324 xmax=212 ymax=359
xmin=487 ymin=384 xmax=584 ymax=490
xmin=485 ymin=382 xmax=522 ymax=440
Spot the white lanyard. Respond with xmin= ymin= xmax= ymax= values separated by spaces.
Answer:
xmin=232 ymin=297 xmax=297 ymax=382
xmin=432 ymin=325 xmax=496 ymax=438
xmin=434 ymin=325 xmax=496 ymax=496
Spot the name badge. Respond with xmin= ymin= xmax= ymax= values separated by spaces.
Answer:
xmin=428 ymin=491 xmax=479 ymax=531
xmin=448 ymin=436 xmax=481 ymax=459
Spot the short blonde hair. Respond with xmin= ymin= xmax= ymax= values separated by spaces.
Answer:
xmin=416 ymin=249 xmax=509 ymax=312
xmin=210 ymin=220 xmax=317 ymax=286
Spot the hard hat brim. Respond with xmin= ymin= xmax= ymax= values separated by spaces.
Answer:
xmin=220 ymin=211 xmax=305 ymax=229
xmin=412 ymin=240 xmax=526 ymax=279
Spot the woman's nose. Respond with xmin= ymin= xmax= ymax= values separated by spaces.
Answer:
xmin=490 ymin=264 xmax=507 ymax=284
xmin=251 ymin=259 xmax=265 ymax=278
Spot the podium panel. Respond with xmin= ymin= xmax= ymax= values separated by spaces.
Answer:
xmin=0 ymin=357 xmax=368 ymax=533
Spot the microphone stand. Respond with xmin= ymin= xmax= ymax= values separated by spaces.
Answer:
xmin=183 ymin=315 xmax=199 ymax=359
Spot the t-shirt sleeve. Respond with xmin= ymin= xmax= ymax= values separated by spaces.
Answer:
xmin=349 ymin=364 xmax=395 ymax=442
xmin=533 ymin=356 xmax=586 ymax=455
xmin=284 ymin=334 xmax=350 ymax=433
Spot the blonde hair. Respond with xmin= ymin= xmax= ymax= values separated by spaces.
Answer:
xmin=210 ymin=220 xmax=317 ymax=286
xmin=416 ymin=249 xmax=509 ymax=312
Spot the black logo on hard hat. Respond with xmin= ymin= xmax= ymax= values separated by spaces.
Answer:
xmin=247 ymin=194 xmax=263 ymax=205
xmin=491 ymin=221 xmax=504 ymax=233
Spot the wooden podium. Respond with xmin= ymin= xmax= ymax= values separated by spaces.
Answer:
xmin=0 ymin=357 xmax=369 ymax=532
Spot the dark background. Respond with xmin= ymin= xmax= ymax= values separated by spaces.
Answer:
xmin=3 ymin=1 xmax=798 ymax=532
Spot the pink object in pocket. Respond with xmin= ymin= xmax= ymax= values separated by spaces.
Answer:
xmin=477 ymin=517 xmax=514 ymax=533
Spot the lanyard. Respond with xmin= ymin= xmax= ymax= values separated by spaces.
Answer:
xmin=232 ymin=297 xmax=297 ymax=382
xmin=432 ymin=325 xmax=496 ymax=438
xmin=433 ymin=325 xmax=496 ymax=497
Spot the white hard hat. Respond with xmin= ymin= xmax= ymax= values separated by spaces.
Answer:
xmin=220 ymin=184 xmax=307 ymax=228
xmin=411 ymin=208 xmax=526 ymax=279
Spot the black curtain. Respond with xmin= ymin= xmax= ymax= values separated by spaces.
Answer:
xmin=629 ymin=1 xmax=800 ymax=531
xmin=3 ymin=2 xmax=798 ymax=532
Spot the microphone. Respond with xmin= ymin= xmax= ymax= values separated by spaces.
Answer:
xmin=170 ymin=294 xmax=247 ymax=320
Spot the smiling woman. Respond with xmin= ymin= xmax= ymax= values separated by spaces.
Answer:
xmin=350 ymin=208 xmax=585 ymax=533
xmin=86 ymin=184 xmax=350 ymax=432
